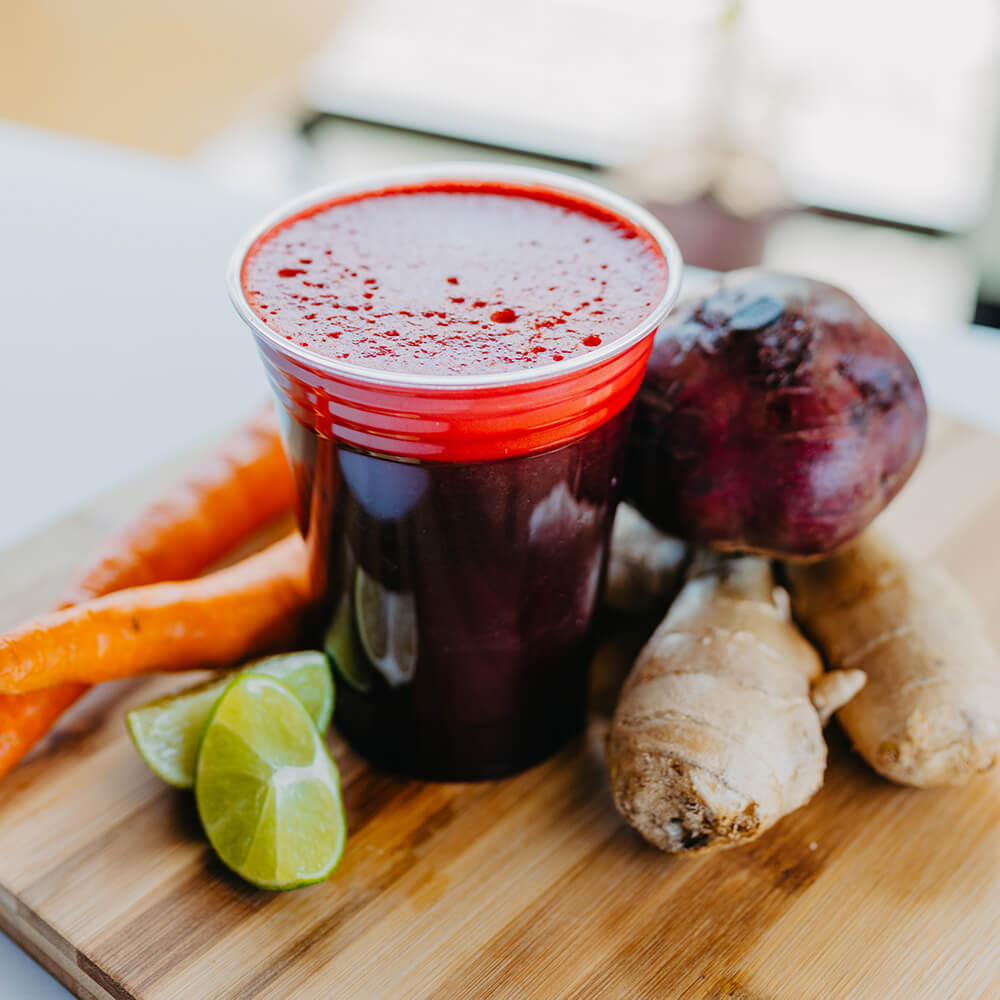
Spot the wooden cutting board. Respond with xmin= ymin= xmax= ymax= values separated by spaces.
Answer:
xmin=1 ymin=414 xmax=999 ymax=1000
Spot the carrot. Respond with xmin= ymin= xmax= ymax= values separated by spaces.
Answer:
xmin=0 ymin=534 xmax=310 ymax=695
xmin=0 ymin=405 xmax=295 ymax=776
xmin=59 ymin=405 xmax=294 ymax=605
xmin=0 ymin=683 xmax=89 ymax=772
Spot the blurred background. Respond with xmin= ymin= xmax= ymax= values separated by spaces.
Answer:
xmin=3 ymin=0 xmax=1000 ymax=333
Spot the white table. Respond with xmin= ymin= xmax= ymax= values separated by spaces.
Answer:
xmin=0 ymin=123 xmax=272 ymax=552
xmin=1 ymin=123 xmax=999 ymax=1000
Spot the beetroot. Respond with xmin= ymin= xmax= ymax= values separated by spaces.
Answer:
xmin=624 ymin=270 xmax=928 ymax=559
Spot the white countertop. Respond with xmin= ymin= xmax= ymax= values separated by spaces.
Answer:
xmin=0 ymin=123 xmax=272 ymax=553
xmin=1 ymin=122 xmax=999 ymax=999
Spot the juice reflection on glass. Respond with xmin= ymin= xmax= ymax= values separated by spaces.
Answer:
xmin=229 ymin=165 xmax=682 ymax=780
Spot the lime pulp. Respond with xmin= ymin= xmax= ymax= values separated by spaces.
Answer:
xmin=126 ymin=651 xmax=333 ymax=788
xmin=195 ymin=673 xmax=347 ymax=890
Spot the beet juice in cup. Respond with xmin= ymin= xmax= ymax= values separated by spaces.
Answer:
xmin=229 ymin=166 xmax=682 ymax=780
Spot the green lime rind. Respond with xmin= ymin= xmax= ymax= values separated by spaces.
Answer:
xmin=194 ymin=673 xmax=347 ymax=891
xmin=126 ymin=651 xmax=334 ymax=789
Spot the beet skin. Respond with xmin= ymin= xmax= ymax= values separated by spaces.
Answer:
xmin=624 ymin=269 xmax=928 ymax=559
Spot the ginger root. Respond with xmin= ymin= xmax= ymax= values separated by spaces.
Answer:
xmin=786 ymin=531 xmax=1000 ymax=787
xmin=604 ymin=504 xmax=687 ymax=613
xmin=607 ymin=554 xmax=862 ymax=853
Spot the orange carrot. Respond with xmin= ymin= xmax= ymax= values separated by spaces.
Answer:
xmin=0 ymin=534 xmax=310 ymax=695
xmin=0 ymin=405 xmax=295 ymax=776
xmin=59 ymin=405 xmax=294 ymax=605
xmin=0 ymin=683 xmax=89 ymax=771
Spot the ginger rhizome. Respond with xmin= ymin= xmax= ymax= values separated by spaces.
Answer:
xmin=604 ymin=504 xmax=687 ymax=614
xmin=786 ymin=531 xmax=1000 ymax=787
xmin=606 ymin=554 xmax=863 ymax=853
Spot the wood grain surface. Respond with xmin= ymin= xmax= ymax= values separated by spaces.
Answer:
xmin=0 ymin=414 xmax=998 ymax=1000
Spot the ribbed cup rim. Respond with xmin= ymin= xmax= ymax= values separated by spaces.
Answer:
xmin=227 ymin=162 xmax=683 ymax=390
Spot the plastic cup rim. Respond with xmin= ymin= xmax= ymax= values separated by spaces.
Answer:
xmin=227 ymin=161 xmax=684 ymax=391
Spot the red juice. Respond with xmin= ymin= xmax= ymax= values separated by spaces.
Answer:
xmin=242 ymin=183 xmax=665 ymax=376
xmin=231 ymin=168 xmax=681 ymax=780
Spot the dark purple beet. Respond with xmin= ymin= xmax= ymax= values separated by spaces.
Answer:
xmin=624 ymin=269 xmax=928 ymax=559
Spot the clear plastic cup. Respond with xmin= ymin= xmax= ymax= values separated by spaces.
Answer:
xmin=229 ymin=164 xmax=682 ymax=780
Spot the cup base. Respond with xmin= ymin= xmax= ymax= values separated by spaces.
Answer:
xmin=333 ymin=694 xmax=588 ymax=783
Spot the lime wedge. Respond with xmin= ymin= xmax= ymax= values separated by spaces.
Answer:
xmin=324 ymin=592 xmax=377 ymax=694
xmin=254 ymin=651 xmax=334 ymax=734
xmin=354 ymin=567 xmax=418 ymax=687
xmin=126 ymin=651 xmax=333 ymax=788
xmin=195 ymin=673 xmax=347 ymax=890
